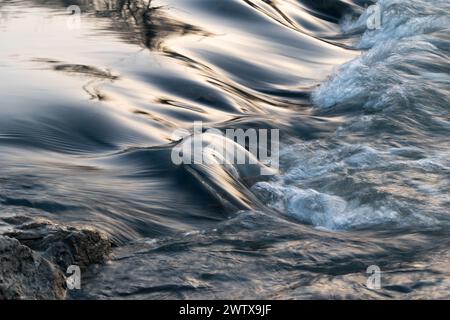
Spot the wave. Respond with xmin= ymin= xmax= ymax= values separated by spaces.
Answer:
xmin=1 ymin=0 xmax=449 ymax=300
xmin=252 ymin=0 xmax=450 ymax=231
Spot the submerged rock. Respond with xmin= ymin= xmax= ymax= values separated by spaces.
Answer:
xmin=0 ymin=236 xmax=66 ymax=300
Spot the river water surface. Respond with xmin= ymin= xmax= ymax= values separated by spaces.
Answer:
xmin=0 ymin=0 xmax=449 ymax=299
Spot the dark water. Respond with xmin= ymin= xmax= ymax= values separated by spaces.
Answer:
xmin=0 ymin=0 xmax=449 ymax=299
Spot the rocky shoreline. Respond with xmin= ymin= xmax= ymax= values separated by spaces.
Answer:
xmin=0 ymin=215 xmax=112 ymax=299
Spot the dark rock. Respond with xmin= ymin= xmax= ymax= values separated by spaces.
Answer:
xmin=0 ymin=214 xmax=112 ymax=300
xmin=3 ymin=216 xmax=112 ymax=271
xmin=0 ymin=236 xmax=66 ymax=300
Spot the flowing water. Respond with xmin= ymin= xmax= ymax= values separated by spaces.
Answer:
xmin=0 ymin=0 xmax=449 ymax=299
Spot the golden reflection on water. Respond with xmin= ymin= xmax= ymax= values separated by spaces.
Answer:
xmin=0 ymin=0 xmax=357 ymax=236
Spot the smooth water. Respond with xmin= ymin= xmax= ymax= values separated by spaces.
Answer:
xmin=0 ymin=0 xmax=449 ymax=299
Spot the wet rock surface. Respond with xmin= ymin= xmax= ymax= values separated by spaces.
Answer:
xmin=0 ymin=214 xmax=112 ymax=299
xmin=2 ymin=215 xmax=112 ymax=271
xmin=0 ymin=236 xmax=66 ymax=300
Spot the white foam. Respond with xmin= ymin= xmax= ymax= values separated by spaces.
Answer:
xmin=252 ymin=141 xmax=443 ymax=231
xmin=312 ymin=38 xmax=448 ymax=110
xmin=251 ymin=1 xmax=449 ymax=231
xmin=251 ymin=182 xmax=400 ymax=231
xmin=343 ymin=0 xmax=450 ymax=49
xmin=313 ymin=0 xmax=450 ymax=111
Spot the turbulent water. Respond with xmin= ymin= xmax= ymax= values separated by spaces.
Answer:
xmin=0 ymin=0 xmax=449 ymax=299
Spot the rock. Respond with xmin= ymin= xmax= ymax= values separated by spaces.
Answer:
xmin=0 ymin=236 xmax=66 ymax=300
xmin=2 ymin=216 xmax=112 ymax=271
xmin=0 ymin=214 xmax=113 ymax=300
